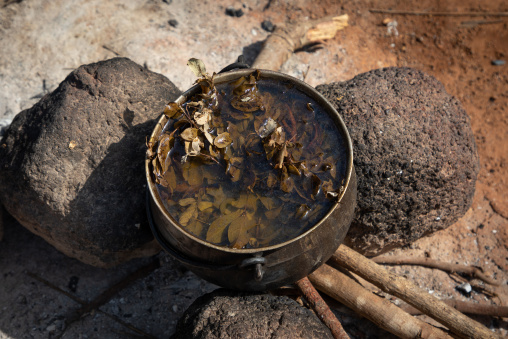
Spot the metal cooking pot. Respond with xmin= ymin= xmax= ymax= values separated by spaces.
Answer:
xmin=146 ymin=67 xmax=356 ymax=291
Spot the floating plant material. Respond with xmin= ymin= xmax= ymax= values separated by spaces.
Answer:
xmin=148 ymin=60 xmax=347 ymax=249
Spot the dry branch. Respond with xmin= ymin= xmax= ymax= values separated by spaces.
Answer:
xmin=400 ymin=299 xmax=508 ymax=318
xmin=372 ymin=255 xmax=501 ymax=286
xmin=369 ymin=9 xmax=508 ymax=17
xmin=309 ymin=265 xmax=454 ymax=339
xmin=295 ymin=276 xmax=350 ymax=339
xmin=251 ymin=15 xmax=348 ymax=71
xmin=330 ymin=245 xmax=498 ymax=339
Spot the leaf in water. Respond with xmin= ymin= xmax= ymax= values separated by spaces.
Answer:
xmin=311 ymin=174 xmax=321 ymax=197
xmin=256 ymin=117 xmax=277 ymax=138
xmin=231 ymin=194 xmax=248 ymax=208
xmin=186 ymin=219 xmax=203 ymax=238
xmin=259 ymin=197 xmax=276 ymax=210
xmin=179 ymin=204 xmax=197 ymax=226
xmin=186 ymin=161 xmax=203 ymax=186
xmin=287 ymin=163 xmax=301 ymax=176
xmin=164 ymin=102 xmax=183 ymax=119
xmin=207 ymin=186 xmax=226 ymax=208
xmin=163 ymin=166 xmax=177 ymax=193
xmin=226 ymin=158 xmax=242 ymax=182
xmin=206 ymin=209 xmax=244 ymax=244
xmin=274 ymin=143 xmax=287 ymax=169
xmin=243 ymin=169 xmax=256 ymax=191
xmin=181 ymin=128 xmax=199 ymax=141
xmin=245 ymin=194 xmax=258 ymax=213
xmin=295 ymin=204 xmax=311 ymax=220
xmin=280 ymin=166 xmax=294 ymax=193
xmin=179 ymin=197 xmax=196 ymax=206
xmin=266 ymin=172 xmax=277 ymax=188
xmin=265 ymin=205 xmax=283 ymax=220
xmin=157 ymin=133 xmax=172 ymax=169
xmin=257 ymin=225 xmax=282 ymax=246
xmin=214 ymin=132 xmax=232 ymax=148
xmin=187 ymin=58 xmax=207 ymax=77
xmin=198 ymin=201 xmax=214 ymax=211
xmin=228 ymin=214 xmax=257 ymax=249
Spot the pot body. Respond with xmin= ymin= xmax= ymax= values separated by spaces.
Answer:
xmin=146 ymin=69 xmax=357 ymax=291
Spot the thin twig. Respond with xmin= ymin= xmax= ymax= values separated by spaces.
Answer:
xmin=102 ymin=45 xmax=121 ymax=56
xmin=295 ymin=277 xmax=350 ymax=339
xmin=369 ymin=9 xmax=508 ymax=17
xmin=371 ymin=255 xmax=501 ymax=286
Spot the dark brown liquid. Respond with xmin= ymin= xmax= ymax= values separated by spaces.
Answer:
xmin=155 ymin=76 xmax=347 ymax=248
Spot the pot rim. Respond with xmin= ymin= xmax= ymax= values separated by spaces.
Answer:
xmin=146 ymin=68 xmax=354 ymax=254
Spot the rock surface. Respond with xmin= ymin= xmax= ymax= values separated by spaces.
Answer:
xmin=317 ymin=67 xmax=480 ymax=256
xmin=0 ymin=57 xmax=181 ymax=267
xmin=171 ymin=289 xmax=333 ymax=339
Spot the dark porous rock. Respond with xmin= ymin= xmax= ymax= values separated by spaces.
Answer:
xmin=316 ymin=67 xmax=480 ymax=256
xmin=172 ymin=289 xmax=333 ymax=339
xmin=0 ymin=57 xmax=181 ymax=267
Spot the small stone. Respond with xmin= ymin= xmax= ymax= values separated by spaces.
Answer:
xmin=168 ymin=19 xmax=178 ymax=28
xmin=225 ymin=6 xmax=236 ymax=17
xmin=491 ymin=60 xmax=505 ymax=66
xmin=225 ymin=6 xmax=244 ymax=17
xmin=46 ymin=325 xmax=56 ymax=332
xmin=261 ymin=20 xmax=275 ymax=32
xmin=382 ymin=18 xmax=393 ymax=25
xmin=456 ymin=282 xmax=472 ymax=296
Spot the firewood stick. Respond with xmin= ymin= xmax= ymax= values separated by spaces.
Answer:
xmin=399 ymin=299 xmax=508 ymax=317
xmin=329 ymin=245 xmax=498 ymax=339
xmin=309 ymin=265 xmax=454 ymax=339
xmin=371 ymin=255 xmax=500 ymax=286
xmin=295 ymin=277 xmax=350 ymax=339
xmin=251 ymin=15 xmax=348 ymax=71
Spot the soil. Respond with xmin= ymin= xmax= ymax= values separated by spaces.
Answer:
xmin=0 ymin=0 xmax=507 ymax=338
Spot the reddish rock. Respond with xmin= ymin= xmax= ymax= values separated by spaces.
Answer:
xmin=317 ymin=67 xmax=480 ymax=256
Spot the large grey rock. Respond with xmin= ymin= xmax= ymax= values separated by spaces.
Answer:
xmin=316 ymin=67 xmax=480 ymax=256
xmin=171 ymin=289 xmax=333 ymax=339
xmin=0 ymin=58 xmax=181 ymax=267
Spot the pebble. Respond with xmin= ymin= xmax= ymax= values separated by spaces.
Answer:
xmin=456 ymin=282 xmax=472 ymax=296
xmin=168 ymin=19 xmax=178 ymax=28
xmin=491 ymin=60 xmax=505 ymax=66
xmin=225 ymin=6 xmax=244 ymax=17
xmin=261 ymin=20 xmax=275 ymax=32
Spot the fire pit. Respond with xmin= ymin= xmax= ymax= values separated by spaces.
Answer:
xmin=146 ymin=65 xmax=356 ymax=291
